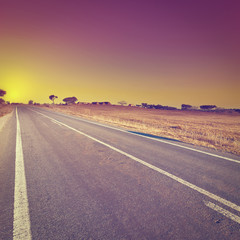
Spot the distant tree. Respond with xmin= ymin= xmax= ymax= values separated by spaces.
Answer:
xmin=155 ymin=104 xmax=164 ymax=109
xmin=147 ymin=104 xmax=154 ymax=109
xmin=200 ymin=105 xmax=216 ymax=110
xmin=0 ymin=89 xmax=6 ymax=97
xmin=104 ymin=102 xmax=111 ymax=105
xmin=28 ymin=100 xmax=33 ymax=105
xmin=234 ymin=109 xmax=240 ymax=113
xmin=141 ymin=103 xmax=148 ymax=108
xmin=49 ymin=95 xmax=58 ymax=104
xmin=118 ymin=100 xmax=127 ymax=106
xmin=162 ymin=106 xmax=177 ymax=110
xmin=181 ymin=104 xmax=192 ymax=110
xmin=63 ymin=96 xmax=78 ymax=105
xmin=0 ymin=98 xmax=5 ymax=104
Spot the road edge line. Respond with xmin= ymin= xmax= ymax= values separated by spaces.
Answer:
xmin=13 ymin=107 xmax=32 ymax=240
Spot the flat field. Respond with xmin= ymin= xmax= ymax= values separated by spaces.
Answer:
xmin=41 ymin=104 xmax=240 ymax=155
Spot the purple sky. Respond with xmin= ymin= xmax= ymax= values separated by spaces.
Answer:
xmin=1 ymin=0 xmax=240 ymax=106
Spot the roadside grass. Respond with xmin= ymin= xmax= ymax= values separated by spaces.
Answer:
xmin=0 ymin=105 xmax=14 ymax=117
xmin=40 ymin=104 xmax=240 ymax=155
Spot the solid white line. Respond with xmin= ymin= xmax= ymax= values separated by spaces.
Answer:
xmin=51 ymin=119 xmax=63 ymax=127
xmin=13 ymin=108 xmax=32 ymax=240
xmin=30 ymin=109 xmax=240 ymax=213
xmin=32 ymin=108 xmax=240 ymax=164
xmin=204 ymin=201 xmax=240 ymax=224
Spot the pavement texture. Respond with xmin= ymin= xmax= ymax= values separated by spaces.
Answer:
xmin=0 ymin=106 xmax=240 ymax=239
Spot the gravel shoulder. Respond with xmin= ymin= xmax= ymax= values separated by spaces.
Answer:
xmin=0 ymin=110 xmax=14 ymax=132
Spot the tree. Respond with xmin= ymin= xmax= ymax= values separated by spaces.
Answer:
xmin=0 ymin=89 xmax=6 ymax=104
xmin=63 ymin=96 xmax=78 ymax=104
xmin=142 ymin=103 xmax=148 ymax=108
xmin=49 ymin=95 xmax=58 ymax=104
xmin=28 ymin=100 xmax=33 ymax=105
xmin=181 ymin=104 xmax=192 ymax=110
xmin=200 ymin=105 xmax=216 ymax=110
xmin=0 ymin=89 xmax=6 ymax=97
xmin=118 ymin=100 xmax=127 ymax=106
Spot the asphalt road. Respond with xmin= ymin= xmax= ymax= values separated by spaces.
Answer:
xmin=1 ymin=105 xmax=240 ymax=240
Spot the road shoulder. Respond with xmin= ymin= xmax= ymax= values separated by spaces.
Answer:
xmin=0 ymin=110 xmax=14 ymax=132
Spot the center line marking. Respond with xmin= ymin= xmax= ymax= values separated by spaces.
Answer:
xmin=13 ymin=108 xmax=32 ymax=240
xmin=31 ymin=109 xmax=240 ymax=215
xmin=51 ymin=119 xmax=63 ymax=127
xmin=204 ymin=201 xmax=240 ymax=224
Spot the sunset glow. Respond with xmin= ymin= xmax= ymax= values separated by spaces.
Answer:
xmin=0 ymin=0 xmax=239 ymax=108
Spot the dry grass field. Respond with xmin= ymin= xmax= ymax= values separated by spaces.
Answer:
xmin=40 ymin=104 xmax=240 ymax=156
xmin=0 ymin=105 xmax=13 ymax=117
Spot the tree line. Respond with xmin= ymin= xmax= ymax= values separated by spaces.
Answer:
xmin=49 ymin=95 xmax=78 ymax=105
xmin=0 ymin=89 xmax=7 ymax=104
xmin=0 ymin=89 xmax=238 ymax=113
xmin=141 ymin=103 xmax=177 ymax=110
xmin=140 ymin=103 xmax=226 ymax=111
xmin=181 ymin=104 xmax=217 ymax=110
xmin=27 ymin=95 xmax=78 ymax=105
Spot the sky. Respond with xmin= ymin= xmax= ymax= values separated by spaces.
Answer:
xmin=0 ymin=0 xmax=239 ymax=108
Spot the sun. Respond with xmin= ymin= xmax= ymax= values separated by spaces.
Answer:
xmin=1 ymin=67 xmax=34 ymax=103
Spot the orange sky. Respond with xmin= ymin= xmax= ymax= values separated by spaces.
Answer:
xmin=0 ymin=1 xmax=239 ymax=108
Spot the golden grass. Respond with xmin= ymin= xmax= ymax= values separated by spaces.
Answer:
xmin=40 ymin=104 xmax=240 ymax=155
xmin=0 ymin=105 xmax=14 ymax=117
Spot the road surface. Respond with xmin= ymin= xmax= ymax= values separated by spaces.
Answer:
xmin=0 ymin=106 xmax=240 ymax=239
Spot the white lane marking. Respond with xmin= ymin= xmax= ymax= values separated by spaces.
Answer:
xmin=32 ymin=108 xmax=240 ymax=164
xmin=30 ymin=109 xmax=240 ymax=214
xmin=51 ymin=119 xmax=62 ymax=127
xmin=204 ymin=201 xmax=240 ymax=224
xmin=13 ymin=108 xmax=32 ymax=240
